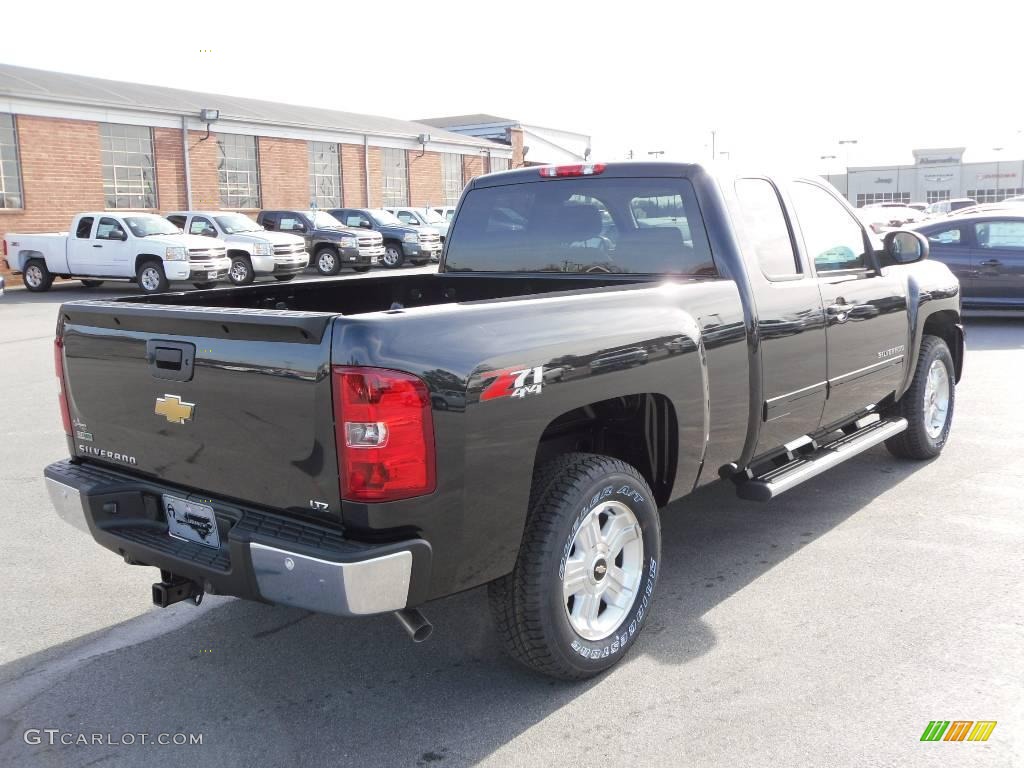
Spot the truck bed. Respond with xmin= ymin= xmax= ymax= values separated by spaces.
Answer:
xmin=118 ymin=272 xmax=647 ymax=314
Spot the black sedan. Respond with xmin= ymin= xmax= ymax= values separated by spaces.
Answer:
xmin=914 ymin=213 xmax=1024 ymax=310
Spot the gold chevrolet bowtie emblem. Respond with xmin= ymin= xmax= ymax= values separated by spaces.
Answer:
xmin=155 ymin=394 xmax=195 ymax=424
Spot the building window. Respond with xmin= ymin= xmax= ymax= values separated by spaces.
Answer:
xmin=309 ymin=141 xmax=341 ymax=208
xmin=855 ymin=192 xmax=910 ymax=207
xmin=99 ymin=123 xmax=157 ymax=209
xmin=0 ymin=113 xmax=22 ymax=209
xmin=926 ymin=190 xmax=951 ymax=204
xmin=217 ymin=133 xmax=261 ymax=209
xmin=381 ymin=147 xmax=408 ymax=206
xmin=441 ymin=153 xmax=462 ymax=206
xmin=490 ymin=156 xmax=510 ymax=173
xmin=966 ymin=187 xmax=1024 ymax=204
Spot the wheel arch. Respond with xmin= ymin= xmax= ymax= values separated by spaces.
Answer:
xmin=533 ymin=393 xmax=679 ymax=508
xmin=227 ymin=247 xmax=253 ymax=259
xmin=14 ymin=249 xmax=45 ymax=271
xmin=134 ymin=253 xmax=163 ymax=272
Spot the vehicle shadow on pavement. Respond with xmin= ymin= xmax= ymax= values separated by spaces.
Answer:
xmin=0 ymin=448 xmax=926 ymax=768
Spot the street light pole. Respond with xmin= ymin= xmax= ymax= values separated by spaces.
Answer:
xmin=993 ymin=147 xmax=1004 ymax=201
xmin=838 ymin=139 xmax=858 ymax=202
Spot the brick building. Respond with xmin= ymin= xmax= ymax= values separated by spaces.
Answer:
xmin=0 ymin=63 xmax=521 ymax=281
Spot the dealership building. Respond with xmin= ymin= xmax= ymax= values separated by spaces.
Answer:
xmin=824 ymin=147 xmax=1024 ymax=207
xmin=0 ymin=63 xmax=533 ymax=282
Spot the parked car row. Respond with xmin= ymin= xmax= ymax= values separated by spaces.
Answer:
xmin=3 ymin=204 xmax=454 ymax=293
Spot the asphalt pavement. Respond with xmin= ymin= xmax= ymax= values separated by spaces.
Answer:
xmin=0 ymin=275 xmax=1020 ymax=767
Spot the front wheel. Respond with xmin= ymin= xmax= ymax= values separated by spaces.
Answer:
xmin=488 ymin=453 xmax=661 ymax=680
xmin=228 ymin=255 xmax=255 ymax=285
xmin=886 ymin=335 xmax=955 ymax=459
xmin=315 ymin=248 xmax=341 ymax=276
xmin=382 ymin=244 xmax=405 ymax=268
xmin=23 ymin=260 xmax=54 ymax=292
xmin=136 ymin=261 xmax=169 ymax=294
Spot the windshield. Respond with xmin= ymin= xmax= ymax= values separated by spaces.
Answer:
xmin=126 ymin=215 xmax=181 ymax=237
xmin=309 ymin=211 xmax=345 ymax=229
xmin=445 ymin=178 xmax=715 ymax=275
xmin=420 ymin=209 xmax=446 ymax=224
xmin=371 ymin=210 xmax=404 ymax=227
xmin=215 ymin=213 xmax=263 ymax=234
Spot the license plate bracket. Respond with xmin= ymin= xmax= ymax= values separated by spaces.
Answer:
xmin=163 ymin=494 xmax=220 ymax=549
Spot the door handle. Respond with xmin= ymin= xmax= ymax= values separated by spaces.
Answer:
xmin=979 ymin=259 xmax=1001 ymax=267
xmin=828 ymin=297 xmax=854 ymax=323
xmin=92 ymin=244 xmax=102 ymax=248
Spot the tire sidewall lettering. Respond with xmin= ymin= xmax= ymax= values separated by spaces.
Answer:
xmin=554 ymin=474 xmax=660 ymax=668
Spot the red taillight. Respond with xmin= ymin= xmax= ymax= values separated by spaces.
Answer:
xmin=332 ymin=366 xmax=436 ymax=502
xmin=539 ymin=163 xmax=606 ymax=178
xmin=54 ymin=337 xmax=72 ymax=437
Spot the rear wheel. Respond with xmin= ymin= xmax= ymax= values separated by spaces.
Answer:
xmin=315 ymin=247 xmax=341 ymax=276
xmin=228 ymin=255 xmax=255 ymax=285
xmin=80 ymin=279 xmax=104 ymax=288
xmin=885 ymin=335 xmax=955 ymax=459
xmin=23 ymin=260 xmax=54 ymax=292
xmin=488 ymin=453 xmax=661 ymax=680
xmin=136 ymin=260 xmax=168 ymax=294
xmin=382 ymin=243 xmax=404 ymax=268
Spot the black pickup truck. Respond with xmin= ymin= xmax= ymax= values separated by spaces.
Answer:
xmin=45 ymin=162 xmax=963 ymax=680
xmin=256 ymin=209 xmax=384 ymax=275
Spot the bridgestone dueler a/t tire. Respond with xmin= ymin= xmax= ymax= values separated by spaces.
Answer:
xmin=488 ymin=453 xmax=661 ymax=680
xmin=885 ymin=335 xmax=955 ymax=460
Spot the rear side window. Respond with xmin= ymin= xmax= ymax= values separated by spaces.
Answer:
xmin=976 ymin=220 xmax=1024 ymax=249
xmin=790 ymin=182 xmax=868 ymax=272
xmin=444 ymin=177 xmax=715 ymax=275
xmin=260 ymin=212 xmax=278 ymax=230
xmin=165 ymin=214 xmax=186 ymax=228
xmin=734 ymin=178 xmax=801 ymax=278
xmin=76 ymin=217 xmax=94 ymax=239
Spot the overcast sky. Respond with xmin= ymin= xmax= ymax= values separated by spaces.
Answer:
xmin=3 ymin=0 xmax=1023 ymax=171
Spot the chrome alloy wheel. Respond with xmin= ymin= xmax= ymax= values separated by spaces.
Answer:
xmin=317 ymin=250 xmax=336 ymax=273
xmin=923 ymin=358 xmax=951 ymax=439
xmin=230 ymin=259 xmax=250 ymax=283
xmin=562 ymin=500 xmax=644 ymax=641
xmin=24 ymin=264 xmax=44 ymax=288
xmin=140 ymin=266 xmax=162 ymax=292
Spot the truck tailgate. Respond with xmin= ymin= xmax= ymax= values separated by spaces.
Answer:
xmin=58 ymin=301 xmax=341 ymax=524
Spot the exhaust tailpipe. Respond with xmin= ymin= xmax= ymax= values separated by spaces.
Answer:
xmin=394 ymin=608 xmax=432 ymax=642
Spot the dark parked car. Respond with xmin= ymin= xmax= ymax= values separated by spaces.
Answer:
xmin=914 ymin=213 xmax=1024 ymax=309
xmin=257 ymin=210 xmax=383 ymax=275
xmin=45 ymin=162 xmax=963 ymax=680
xmin=328 ymin=208 xmax=441 ymax=268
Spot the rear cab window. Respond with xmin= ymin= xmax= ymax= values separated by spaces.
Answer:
xmin=75 ymin=217 xmax=94 ymax=239
xmin=444 ymin=176 xmax=715 ymax=275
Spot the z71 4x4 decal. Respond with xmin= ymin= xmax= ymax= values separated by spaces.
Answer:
xmin=481 ymin=366 xmax=545 ymax=401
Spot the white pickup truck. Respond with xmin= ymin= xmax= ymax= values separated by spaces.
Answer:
xmin=165 ymin=211 xmax=309 ymax=285
xmin=3 ymin=212 xmax=232 ymax=294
